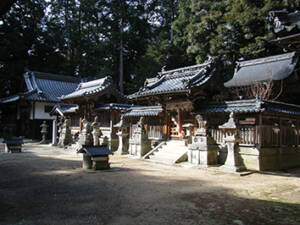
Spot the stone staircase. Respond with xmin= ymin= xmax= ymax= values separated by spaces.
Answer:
xmin=144 ymin=140 xmax=188 ymax=165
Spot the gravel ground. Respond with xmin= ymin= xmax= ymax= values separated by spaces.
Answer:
xmin=0 ymin=143 xmax=300 ymax=225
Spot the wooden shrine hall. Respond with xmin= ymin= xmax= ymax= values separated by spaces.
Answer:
xmin=58 ymin=76 xmax=130 ymax=150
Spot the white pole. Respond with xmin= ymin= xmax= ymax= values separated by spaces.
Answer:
xmin=52 ymin=118 xmax=57 ymax=146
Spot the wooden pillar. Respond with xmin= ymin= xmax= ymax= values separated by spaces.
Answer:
xmin=279 ymin=118 xmax=283 ymax=147
xmin=178 ymin=108 xmax=182 ymax=135
xmin=258 ymin=114 xmax=262 ymax=149
xmin=110 ymin=110 xmax=113 ymax=139
xmin=79 ymin=117 xmax=83 ymax=131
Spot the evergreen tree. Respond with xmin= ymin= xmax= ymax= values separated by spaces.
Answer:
xmin=173 ymin=0 xmax=300 ymax=81
xmin=0 ymin=0 xmax=48 ymax=96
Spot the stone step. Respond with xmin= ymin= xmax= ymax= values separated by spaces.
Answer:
xmin=158 ymin=146 xmax=187 ymax=153
xmin=147 ymin=157 xmax=175 ymax=165
xmin=164 ymin=141 xmax=186 ymax=146
xmin=152 ymin=152 xmax=182 ymax=160
xmin=153 ymin=150 xmax=186 ymax=157
xmin=145 ymin=140 xmax=188 ymax=165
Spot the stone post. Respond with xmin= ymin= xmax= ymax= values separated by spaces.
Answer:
xmin=78 ymin=118 xmax=92 ymax=146
xmin=91 ymin=116 xmax=101 ymax=146
xmin=52 ymin=119 xmax=57 ymax=146
xmin=188 ymin=115 xmax=218 ymax=166
xmin=40 ymin=121 xmax=48 ymax=144
xmin=219 ymin=112 xmax=245 ymax=172
xmin=114 ymin=116 xmax=129 ymax=155
xmin=58 ymin=118 xmax=72 ymax=147
xmin=128 ymin=117 xmax=151 ymax=157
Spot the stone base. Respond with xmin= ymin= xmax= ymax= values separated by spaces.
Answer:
xmin=92 ymin=158 xmax=110 ymax=170
xmin=188 ymin=149 xmax=218 ymax=166
xmin=220 ymin=164 xmax=245 ymax=173
xmin=82 ymin=154 xmax=92 ymax=169
xmin=116 ymin=150 xmax=128 ymax=155
xmin=5 ymin=145 xmax=22 ymax=153
xmin=82 ymin=155 xmax=110 ymax=170
xmin=129 ymin=141 xmax=151 ymax=158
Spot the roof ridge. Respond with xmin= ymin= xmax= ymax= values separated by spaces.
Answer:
xmin=32 ymin=71 xmax=80 ymax=83
xmin=159 ymin=60 xmax=212 ymax=78
xmin=77 ymin=76 xmax=111 ymax=90
xmin=237 ymin=52 xmax=296 ymax=68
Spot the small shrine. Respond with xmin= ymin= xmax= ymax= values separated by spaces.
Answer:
xmin=78 ymin=146 xmax=113 ymax=170
xmin=76 ymin=116 xmax=113 ymax=170
xmin=4 ymin=138 xmax=24 ymax=153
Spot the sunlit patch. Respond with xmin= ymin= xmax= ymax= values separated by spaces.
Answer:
xmin=35 ymin=169 xmax=81 ymax=176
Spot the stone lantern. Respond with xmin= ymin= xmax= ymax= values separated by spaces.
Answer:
xmin=91 ymin=116 xmax=101 ymax=146
xmin=40 ymin=121 xmax=48 ymax=144
xmin=219 ymin=112 xmax=245 ymax=172
xmin=182 ymin=123 xmax=194 ymax=144
xmin=114 ymin=116 xmax=129 ymax=155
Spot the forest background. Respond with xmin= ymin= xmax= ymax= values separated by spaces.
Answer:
xmin=0 ymin=0 xmax=299 ymax=97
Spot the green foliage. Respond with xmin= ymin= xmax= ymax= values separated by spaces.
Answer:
xmin=173 ymin=0 xmax=300 ymax=80
xmin=0 ymin=0 xmax=49 ymax=96
xmin=1 ymin=0 xmax=300 ymax=98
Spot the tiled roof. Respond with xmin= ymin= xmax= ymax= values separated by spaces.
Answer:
xmin=78 ymin=146 xmax=113 ymax=156
xmin=50 ymin=103 xmax=78 ymax=116
xmin=224 ymin=52 xmax=298 ymax=88
xmin=61 ymin=76 xmax=125 ymax=100
xmin=23 ymin=71 xmax=80 ymax=102
xmin=196 ymin=98 xmax=300 ymax=115
xmin=1 ymin=71 xmax=80 ymax=103
xmin=270 ymin=10 xmax=300 ymax=34
xmin=129 ymin=61 xmax=214 ymax=99
xmin=95 ymin=103 xmax=133 ymax=111
xmin=270 ymin=33 xmax=300 ymax=51
xmin=122 ymin=105 xmax=163 ymax=117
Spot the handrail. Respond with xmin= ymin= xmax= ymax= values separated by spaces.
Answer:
xmin=143 ymin=141 xmax=166 ymax=159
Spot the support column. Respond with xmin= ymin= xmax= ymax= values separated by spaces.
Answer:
xmin=52 ymin=119 xmax=57 ymax=146
xmin=178 ymin=108 xmax=182 ymax=135
xmin=110 ymin=110 xmax=113 ymax=139
xmin=79 ymin=117 xmax=83 ymax=132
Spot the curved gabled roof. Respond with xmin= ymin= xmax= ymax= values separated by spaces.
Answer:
xmin=122 ymin=105 xmax=163 ymax=117
xmin=129 ymin=61 xmax=214 ymax=99
xmin=1 ymin=71 xmax=80 ymax=103
xmin=196 ymin=98 xmax=300 ymax=115
xmin=224 ymin=52 xmax=298 ymax=88
xmin=60 ymin=76 xmax=126 ymax=101
xmin=23 ymin=71 xmax=80 ymax=102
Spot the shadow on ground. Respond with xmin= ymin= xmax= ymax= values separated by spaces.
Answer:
xmin=0 ymin=150 xmax=299 ymax=225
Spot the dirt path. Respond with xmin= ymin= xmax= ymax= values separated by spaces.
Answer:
xmin=0 ymin=143 xmax=300 ymax=225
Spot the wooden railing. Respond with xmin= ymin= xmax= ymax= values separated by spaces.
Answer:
xmin=211 ymin=126 xmax=257 ymax=146
xmin=129 ymin=124 xmax=164 ymax=140
xmin=240 ymin=127 xmax=257 ymax=145
xmin=147 ymin=125 xmax=164 ymax=139
xmin=210 ymin=128 xmax=224 ymax=144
